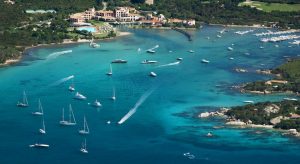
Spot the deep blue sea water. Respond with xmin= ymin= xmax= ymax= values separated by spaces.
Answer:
xmin=1 ymin=26 xmax=300 ymax=163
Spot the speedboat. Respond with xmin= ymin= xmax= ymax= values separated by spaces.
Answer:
xmin=111 ymin=59 xmax=127 ymax=63
xmin=283 ymin=98 xmax=298 ymax=101
xmin=206 ymin=132 xmax=213 ymax=137
xmin=188 ymin=50 xmax=195 ymax=53
xmin=146 ymin=49 xmax=155 ymax=53
xmin=201 ymin=59 xmax=210 ymax=63
xmin=93 ymin=99 xmax=102 ymax=107
xmin=227 ymin=47 xmax=233 ymax=51
xmin=29 ymin=143 xmax=49 ymax=148
xmin=141 ymin=60 xmax=158 ymax=64
xmin=260 ymin=46 xmax=264 ymax=49
xmin=229 ymin=57 xmax=234 ymax=60
xmin=177 ymin=58 xmax=183 ymax=61
xmin=243 ymin=100 xmax=254 ymax=103
xmin=149 ymin=72 xmax=157 ymax=77
xmin=74 ymin=92 xmax=87 ymax=100
xmin=69 ymin=86 xmax=75 ymax=92
xmin=217 ymin=35 xmax=222 ymax=38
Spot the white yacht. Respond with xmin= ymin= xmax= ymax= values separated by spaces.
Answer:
xmin=141 ymin=60 xmax=158 ymax=64
xmin=74 ymin=92 xmax=87 ymax=100
xmin=149 ymin=72 xmax=157 ymax=77
xmin=146 ymin=49 xmax=155 ymax=53
xmin=59 ymin=105 xmax=76 ymax=126
xmin=29 ymin=143 xmax=49 ymax=148
xmin=17 ymin=91 xmax=29 ymax=107
xmin=206 ymin=132 xmax=213 ymax=137
xmin=39 ymin=117 xmax=46 ymax=134
xmin=188 ymin=50 xmax=195 ymax=53
xmin=93 ymin=99 xmax=102 ymax=107
xmin=243 ymin=100 xmax=254 ymax=103
xmin=106 ymin=64 xmax=113 ymax=76
xmin=80 ymin=138 xmax=88 ymax=154
xmin=111 ymin=59 xmax=127 ymax=63
xmin=79 ymin=116 xmax=89 ymax=135
xmin=201 ymin=59 xmax=210 ymax=63
xmin=217 ymin=35 xmax=222 ymax=38
xmin=283 ymin=98 xmax=298 ymax=101
xmin=32 ymin=99 xmax=43 ymax=116
xmin=229 ymin=57 xmax=234 ymax=60
xmin=227 ymin=47 xmax=234 ymax=51
xmin=69 ymin=78 xmax=75 ymax=92
xmin=177 ymin=58 xmax=183 ymax=61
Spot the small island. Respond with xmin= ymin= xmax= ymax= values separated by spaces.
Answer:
xmin=242 ymin=59 xmax=300 ymax=95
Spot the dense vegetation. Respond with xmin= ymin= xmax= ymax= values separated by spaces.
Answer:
xmin=244 ymin=59 xmax=300 ymax=93
xmin=258 ymin=0 xmax=300 ymax=4
xmin=0 ymin=0 xmax=103 ymax=64
xmin=226 ymin=100 xmax=300 ymax=131
xmin=239 ymin=1 xmax=300 ymax=12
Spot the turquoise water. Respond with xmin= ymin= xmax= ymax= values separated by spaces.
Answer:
xmin=77 ymin=26 xmax=96 ymax=32
xmin=1 ymin=26 xmax=300 ymax=163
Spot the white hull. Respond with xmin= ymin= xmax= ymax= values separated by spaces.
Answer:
xmin=32 ymin=112 xmax=43 ymax=116
xmin=39 ymin=129 xmax=46 ymax=134
xmin=80 ymin=148 xmax=88 ymax=153
xmin=29 ymin=144 xmax=49 ymax=148
xmin=149 ymin=72 xmax=157 ymax=77
xmin=79 ymin=130 xmax=89 ymax=135
xmin=201 ymin=59 xmax=210 ymax=63
xmin=60 ymin=121 xmax=76 ymax=126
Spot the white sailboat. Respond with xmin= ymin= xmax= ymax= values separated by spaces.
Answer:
xmin=80 ymin=138 xmax=88 ymax=153
xmin=106 ymin=64 xmax=113 ymax=76
xmin=17 ymin=91 xmax=29 ymax=107
xmin=78 ymin=116 xmax=89 ymax=135
xmin=69 ymin=78 xmax=75 ymax=92
xmin=32 ymin=99 xmax=43 ymax=116
xmin=111 ymin=87 xmax=116 ymax=101
xmin=59 ymin=104 xmax=76 ymax=126
xmin=74 ymin=92 xmax=87 ymax=100
xmin=93 ymin=99 xmax=102 ymax=107
xmin=90 ymin=38 xmax=100 ymax=48
xmin=39 ymin=117 xmax=46 ymax=134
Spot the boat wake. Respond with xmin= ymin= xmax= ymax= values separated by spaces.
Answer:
xmin=49 ymin=75 xmax=74 ymax=86
xmin=118 ymin=87 xmax=156 ymax=124
xmin=47 ymin=50 xmax=72 ymax=59
xmin=157 ymin=61 xmax=180 ymax=68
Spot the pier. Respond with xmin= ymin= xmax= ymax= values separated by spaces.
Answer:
xmin=172 ymin=27 xmax=192 ymax=41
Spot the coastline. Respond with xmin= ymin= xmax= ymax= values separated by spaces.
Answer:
xmin=208 ymin=23 xmax=273 ymax=29
xmin=0 ymin=31 xmax=132 ymax=67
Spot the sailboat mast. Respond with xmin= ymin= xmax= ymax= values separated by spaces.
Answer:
xmin=42 ymin=117 xmax=45 ymax=131
xmin=62 ymin=108 xmax=65 ymax=121
xmin=24 ymin=91 xmax=28 ymax=105
xmin=69 ymin=105 xmax=72 ymax=123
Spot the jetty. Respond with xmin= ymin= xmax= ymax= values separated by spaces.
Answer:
xmin=172 ymin=27 xmax=192 ymax=41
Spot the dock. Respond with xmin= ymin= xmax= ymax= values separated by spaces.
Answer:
xmin=172 ymin=27 xmax=192 ymax=41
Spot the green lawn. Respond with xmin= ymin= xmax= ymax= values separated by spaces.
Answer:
xmin=239 ymin=1 xmax=300 ymax=12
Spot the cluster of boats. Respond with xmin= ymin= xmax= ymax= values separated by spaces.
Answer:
xmin=235 ymin=30 xmax=254 ymax=35
xmin=260 ymin=35 xmax=300 ymax=43
xmin=254 ymin=29 xmax=300 ymax=37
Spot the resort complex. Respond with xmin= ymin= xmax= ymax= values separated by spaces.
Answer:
xmin=69 ymin=7 xmax=196 ymax=27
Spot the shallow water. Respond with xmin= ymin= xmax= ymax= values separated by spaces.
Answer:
xmin=0 ymin=26 xmax=300 ymax=163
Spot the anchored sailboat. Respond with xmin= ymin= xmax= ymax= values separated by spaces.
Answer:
xmin=17 ymin=91 xmax=29 ymax=107
xmin=32 ymin=99 xmax=43 ymax=116
xmin=111 ymin=87 xmax=116 ymax=101
xmin=106 ymin=64 xmax=113 ymax=76
xmin=39 ymin=117 xmax=46 ymax=134
xmin=93 ymin=99 xmax=102 ymax=107
xmin=80 ymin=138 xmax=88 ymax=153
xmin=78 ymin=116 xmax=89 ymax=135
xmin=69 ymin=78 xmax=75 ymax=92
xmin=59 ymin=104 xmax=76 ymax=126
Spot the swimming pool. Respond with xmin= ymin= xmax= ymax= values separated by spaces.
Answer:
xmin=77 ymin=26 xmax=97 ymax=33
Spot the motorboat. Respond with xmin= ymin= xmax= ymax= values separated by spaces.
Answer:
xmin=146 ymin=49 xmax=155 ymax=53
xmin=243 ymin=100 xmax=254 ymax=103
xmin=227 ymin=47 xmax=234 ymax=51
xmin=141 ymin=60 xmax=158 ymax=64
xmin=201 ymin=59 xmax=210 ymax=63
xmin=177 ymin=58 xmax=183 ymax=61
xmin=283 ymin=98 xmax=298 ymax=101
xmin=149 ymin=72 xmax=157 ymax=77
xmin=188 ymin=50 xmax=195 ymax=53
xmin=111 ymin=59 xmax=127 ymax=63
xmin=29 ymin=143 xmax=49 ymax=148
